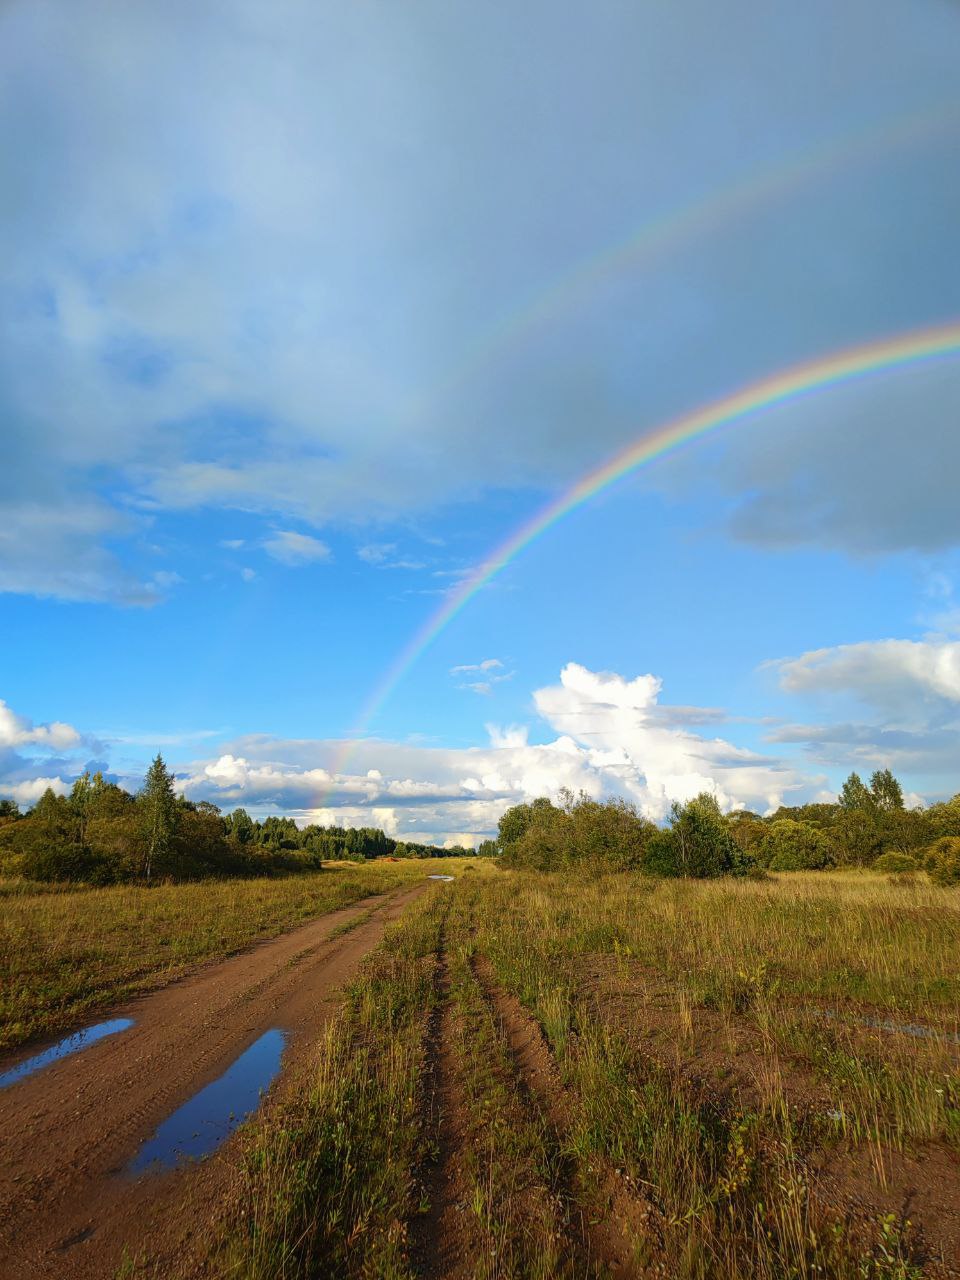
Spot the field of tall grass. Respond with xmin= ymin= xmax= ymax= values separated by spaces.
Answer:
xmin=197 ymin=867 xmax=960 ymax=1279
xmin=0 ymin=860 xmax=433 ymax=1051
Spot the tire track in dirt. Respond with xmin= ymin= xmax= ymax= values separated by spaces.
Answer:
xmin=409 ymin=923 xmax=473 ymax=1280
xmin=0 ymin=881 xmax=427 ymax=1280
xmin=470 ymin=953 xmax=662 ymax=1280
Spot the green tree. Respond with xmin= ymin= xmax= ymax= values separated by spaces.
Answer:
xmin=727 ymin=810 xmax=767 ymax=856
xmin=758 ymin=819 xmax=835 ymax=871
xmin=925 ymin=836 xmax=960 ymax=886
xmin=567 ymin=795 xmax=655 ymax=872
xmin=653 ymin=793 xmax=745 ymax=878
xmin=839 ymin=772 xmax=873 ymax=811
xmin=226 ymin=807 xmax=257 ymax=844
xmin=69 ymin=772 xmax=93 ymax=845
xmin=139 ymin=754 xmax=178 ymax=883
xmin=925 ymin=794 xmax=960 ymax=840
xmin=496 ymin=797 xmax=557 ymax=860
xmin=831 ymin=807 xmax=883 ymax=866
xmin=869 ymin=768 xmax=904 ymax=812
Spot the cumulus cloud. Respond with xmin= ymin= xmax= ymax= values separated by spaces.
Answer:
xmin=169 ymin=663 xmax=818 ymax=838
xmin=531 ymin=664 xmax=809 ymax=816
xmin=771 ymin=639 xmax=960 ymax=714
xmin=760 ymin=637 xmax=960 ymax=784
xmin=0 ymin=700 xmax=81 ymax=751
xmin=1 ymin=776 xmax=71 ymax=804
xmin=0 ymin=699 xmax=104 ymax=809
xmin=766 ymin=720 xmax=960 ymax=776
xmin=262 ymin=530 xmax=331 ymax=566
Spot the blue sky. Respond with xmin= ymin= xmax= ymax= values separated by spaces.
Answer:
xmin=2 ymin=0 xmax=959 ymax=843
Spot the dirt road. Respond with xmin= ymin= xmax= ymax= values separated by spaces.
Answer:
xmin=0 ymin=882 xmax=426 ymax=1278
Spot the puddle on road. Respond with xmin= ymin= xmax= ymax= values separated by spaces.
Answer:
xmin=129 ymin=1028 xmax=286 ymax=1174
xmin=0 ymin=1018 xmax=134 ymax=1090
xmin=819 ymin=1009 xmax=960 ymax=1045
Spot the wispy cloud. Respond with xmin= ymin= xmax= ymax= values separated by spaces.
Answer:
xmin=262 ymin=530 xmax=331 ymax=567
xmin=450 ymin=658 xmax=504 ymax=675
xmin=450 ymin=658 xmax=515 ymax=695
xmin=358 ymin=543 xmax=426 ymax=570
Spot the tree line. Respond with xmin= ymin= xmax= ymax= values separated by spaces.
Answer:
xmin=0 ymin=754 xmax=471 ymax=885
xmin=495 ymin=770 xmax=960 ymax=884
xmin=4 ymin=758 xmax=959 ymax=887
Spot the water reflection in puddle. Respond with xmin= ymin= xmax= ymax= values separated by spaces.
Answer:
xmin=129 ymin=1028 xmax=286 ymax=1174
xmin=0 ymin=1018 xmax=134 ymax=1090
xmin=819 ymin=1009 xmax=960 ymax=1044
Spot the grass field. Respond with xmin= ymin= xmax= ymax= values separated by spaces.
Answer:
xmin=197 ymin=867 xmax=960 ymax=1280
xmin=0 ymin=859 xmax=437 ymax=1051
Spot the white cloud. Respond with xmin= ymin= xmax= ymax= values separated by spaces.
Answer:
xmin=771 ymin=639 xmax=960 ymax=713
xmin=358 ymin=543 xmax=426 ymax=570
xmin=220 ymin=538 xmax=245 ymax=549
xmin=262 ymin=530 xmax=331 ymax=566
xmin=761 ymin=637 xmax=960 ymax=782
xmin=358 ymin=543 xmax=395 ymax=564
xmin=531 ymin=663 xmax=810 ymax=817
xmin=240 ymin=566 xmax=257 ymax=581
xmin=0 ymin=700 xmax=81 ymax=751
xmin=1 ymin=776 xmax=70 ymax=804
xmin=169 ymin=663 xmax=818 ymax=834
xmin=450 ymin=657 xmax=515 ymax=696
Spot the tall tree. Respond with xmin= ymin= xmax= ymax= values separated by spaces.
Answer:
xmin=70 ymin=772 xmax=92 ymax=845
xmin=839 ymin=772 xmax=873 ymax=811
xmin=227 ymin=807 xmax=256 ymax=844
xmin=869 ymin=768 xmax=905 ymax=812
xmin=139 ymin=754 xmax=178 ymax=883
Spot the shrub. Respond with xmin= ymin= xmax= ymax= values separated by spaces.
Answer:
xmin=20 ymin=842 xmax=117 ymax=885
xmin=641 ymin=794 xmax=748 ymax=879
xmin=872 ymin=852 xmax=919 ymax=873
xmin=925 ymin=837 xmax=960 ymax=886
xmin=497 ymin=792 xmax=655 ymax=874
xmin=758 ymin=819 xmax=835 ymax=871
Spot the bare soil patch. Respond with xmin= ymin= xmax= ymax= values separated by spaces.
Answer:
xmin=0 ymin=883 xmax=425 ymax=1279
xmin=409 ymin=932 xmax=474 ymax=1280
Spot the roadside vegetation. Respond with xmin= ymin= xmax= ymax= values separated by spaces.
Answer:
xmin=5 ymin=761 xmax=960 ymax=1275
xmin=189 ymin=864 xmax=959 ymax=1279
xmin=496 ymin=769 xmax=960 ymax=882
xmin=0 ymin=859 xmax=443 ymax=1052
xmin=0 ymin=753 xmax=478 ymax=887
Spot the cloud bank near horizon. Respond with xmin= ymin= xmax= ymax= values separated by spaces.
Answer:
xmin=0 ymin=658 xmax=847 ymax=842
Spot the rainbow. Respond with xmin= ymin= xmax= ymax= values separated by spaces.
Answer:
xmin=418 ymin=103 xmax=959 ymax=415
xmin=323 ymin=318 xmax=960 ymax=793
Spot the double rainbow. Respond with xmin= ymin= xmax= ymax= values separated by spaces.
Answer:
xmin=337 ymin=319 xmax=960 ymax=771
